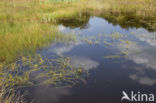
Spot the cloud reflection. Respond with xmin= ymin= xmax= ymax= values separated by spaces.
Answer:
xmin=34 ymin=86 xmax=70 ymax=103
xmin=129 ymin=74 xmax=156 ymax=86
xmin=125 ymin=44 xmax=156 ymax=70
xmin=117 ymin=35 xmax=156 ymax=85
xmin=51 ymin=42 xmax=82 ymax=55
xmin=132 ymin=29 xmax=156 ymax=46
xmin=70 ymin=56 xmax=99 ymax=71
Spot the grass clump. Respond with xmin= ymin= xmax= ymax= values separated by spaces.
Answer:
xmin=88 ymin=0 xmax=156 ymax=31
xmin=0 ymin=23 xmax=59 ymax=63
xmin=1 ymin=0 xmax=156 ymax=63
xmin=0 ymin=0 xmax=81 ymax=63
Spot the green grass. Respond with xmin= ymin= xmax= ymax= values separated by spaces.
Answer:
xmin=0 ymin=0 xmax=80 ymax=63
xmin=0 ymin=22 xmax=77 ymax=63
xmin=104 ymin=0 xmax=156 ymax=30
xmin=0 ymin=0 xmax=156 ymax=62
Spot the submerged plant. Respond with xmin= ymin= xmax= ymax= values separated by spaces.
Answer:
xmin=104 ymin=55 xmax=120 ymax=59
xmin=82 ymin=38 xmax=93 ymax=45
xmin=109 ymin=32 xmax=124 ymax=40
xmin=103 ymin=40 xmax=113 ymax=46
xmin=0 ymin=54 xmax=88 ymax=102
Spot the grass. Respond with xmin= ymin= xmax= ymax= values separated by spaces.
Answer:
xmin=0 ymin=0 xmax=80 ymax=63
xmin=98 ymin=0 xmax=156 ymax=31
xmin=1 ymin=23 xmax=54 ymax=63
xmin=0 ymin=0 xmax=156 ymax=63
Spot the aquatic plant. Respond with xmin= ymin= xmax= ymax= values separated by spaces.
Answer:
xmin=82 ymin=38 xmax=93 ymax=45
xmin=0 ymin=54 xmax=88 ymax=102
xmin=109 ymin=32 xmax=124 ymax=40
xmin=0 ymin=91 xmax=26 ymax=103
xmin=103 ymin=40 xmax=113 ymax=46
xmin=104 ymin=55 xmax=120 ymax=59
xmin=94 ymin=41 xmax=100 ymax=45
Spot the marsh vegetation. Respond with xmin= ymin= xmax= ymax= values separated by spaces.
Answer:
xmin=0 ymin=0 xmax=156 ymax=102
xmin=0 ymin=0 xmax=156 ymax=62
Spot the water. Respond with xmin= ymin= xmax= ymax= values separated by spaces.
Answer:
xmin=32 ymin=17 xmax=156 ymax=103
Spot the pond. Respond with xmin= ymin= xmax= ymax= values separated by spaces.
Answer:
xmin=25 ymin=16 xmax=156 ymax=103
xmin=2 ymin=16 xmax=156 ymax=103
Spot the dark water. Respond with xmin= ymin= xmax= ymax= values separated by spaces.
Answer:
xmin=31 ymin=17 xmax=156 ymax=103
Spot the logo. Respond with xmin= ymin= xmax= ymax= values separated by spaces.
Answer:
xmin=121 ymin=91 xmax=155 ymax=102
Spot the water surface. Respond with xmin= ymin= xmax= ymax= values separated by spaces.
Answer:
xmin=32 ymin=16 xmax=156 ymax=103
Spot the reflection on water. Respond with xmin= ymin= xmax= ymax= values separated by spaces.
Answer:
xmin=33 ymin=86 xmax=70 ymax=103
xmin=52 ymin=17 xmax=156 ymax=103
xmin=116 ymin=39 xmax=156 ymax=85
xmin=124 ymin=45 xmax=156 ymax=70
xmin=129 ymin=74 xmax=156 ymax=86
xmin=31 ymin=16 xmax=156 ymax=103
xmin=58 ymin=13 xmax=156 ymax=32
xmin=57 ymin=13 xmax=90 ymax=29
xmin=2 ymin=16 xmax=156 ymax=103
xmin=35 ymin=17 xmax=156 ymax=103
xmin=69 ymin=56 xmax=99 ymax=71
xmin=51 ymin=42 xmax=81 ymax=55
xmin=132 ymin=30 xmax=156 ymax=46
